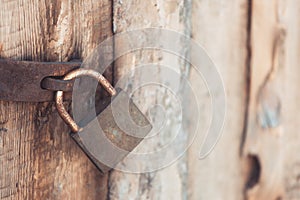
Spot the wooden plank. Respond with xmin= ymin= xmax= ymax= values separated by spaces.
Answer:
xmin=244 ymin=0 xmax=300 ymax=199
xmin=188 ymin=0 xmax=250 ymax=199
xmin=110 ymin=0 xmax=192 ymax=199
xmin=0 ymin=0 xmax=112 ymax=199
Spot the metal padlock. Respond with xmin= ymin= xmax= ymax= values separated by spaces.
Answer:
xmin=55 ymin=69 xmax=152 ymax=174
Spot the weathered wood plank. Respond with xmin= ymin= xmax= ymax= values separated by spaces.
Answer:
xmin=110 ymin=0 xmax=192 ymax=199
xmin=0 ymin=0 xmax=112 ymax=199
xmin=244 ymin=0 xmax=300 ymax=199
xmin=188 ymin=0 xmax=250 ymax=199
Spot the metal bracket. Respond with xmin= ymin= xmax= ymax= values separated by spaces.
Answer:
xmin=0 ymin=59 xmax=81 ymax=102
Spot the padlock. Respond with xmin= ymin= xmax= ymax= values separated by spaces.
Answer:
xmin=55 ymin=69 xmax=152 ymax=174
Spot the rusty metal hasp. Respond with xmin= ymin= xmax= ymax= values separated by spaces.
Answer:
xmin=0 ymin=59 xmax=80 ymax=102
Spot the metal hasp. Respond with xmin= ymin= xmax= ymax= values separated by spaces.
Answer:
xmin=0 ymin=59 xmax=80 ymax=102
xmin=71 ymin=88 xmax=152 ymax=174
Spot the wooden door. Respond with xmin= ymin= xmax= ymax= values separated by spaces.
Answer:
xmin=1 ymin=0 xmax=300 ymax=199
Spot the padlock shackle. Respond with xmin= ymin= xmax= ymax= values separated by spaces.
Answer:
xmin=55 ymin=68 xmax=117 ymax=132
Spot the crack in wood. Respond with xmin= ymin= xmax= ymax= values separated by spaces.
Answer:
xmin=240 ymin=0 xmax=252 ymax=156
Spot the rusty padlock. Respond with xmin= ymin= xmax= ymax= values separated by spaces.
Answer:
xmin=55 ymin=69 xmax=152 ymax=174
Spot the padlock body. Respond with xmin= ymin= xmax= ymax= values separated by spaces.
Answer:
xmin=71 ymin=88 xmax=152 ymax=174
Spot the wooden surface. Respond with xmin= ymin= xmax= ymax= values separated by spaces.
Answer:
xmin=189 ymin=0 xmax=300 ymax=199
xmin=188 ymin=0 xmax=249 ymax=199
xmin=244 ymin=0 xmax=300 ymax=199
xmin=0 ymin=0 xmax=112 ymax=199
xmin=109 ymin=0 xmax=192 ymax=199
xmin=1 ymin=0 xmax=300 ymax=199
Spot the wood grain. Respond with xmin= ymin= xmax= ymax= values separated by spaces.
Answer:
xmin=244 ymin=0 xmax=300 ymax=199
xmin=1 ymin=0 xmax=300 ymax=199
xmin=188 ymin=0 xmax=250 ymax=199
xmin=110 ymin=0 xmax=192 ymax=199
xmin=0 ymin=0 xmax=112 ymax=199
